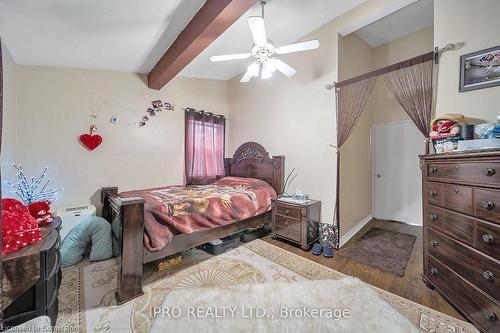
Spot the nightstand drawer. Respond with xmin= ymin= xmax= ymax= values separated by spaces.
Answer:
xmin=274 ymin=215 xmax=300 ymax=242
xmin=276 ymin=205 xmax=300 ymax=219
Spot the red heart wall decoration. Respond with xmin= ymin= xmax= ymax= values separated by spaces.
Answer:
xmin=79 ymin=134 xmax=102 ymax=150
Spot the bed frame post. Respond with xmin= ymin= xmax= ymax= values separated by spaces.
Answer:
xmin=101 ymin=187 xmax=145 ymax=304
xmin=116 ymin=197 xmax=145 ymax=304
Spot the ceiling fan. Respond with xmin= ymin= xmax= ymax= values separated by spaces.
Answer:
xmin=210 ymin=1 xmax=320 ymax=82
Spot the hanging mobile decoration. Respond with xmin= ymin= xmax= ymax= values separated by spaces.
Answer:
xmin=164 ymin=102 xmax=174 ymax=111
xmin=87 ymin=93 xmax=175 ymax=132
xmin=6 ymin=164 xmax=63 ymax=205
xmin=79 ymin=124 xmax=103 ymax=151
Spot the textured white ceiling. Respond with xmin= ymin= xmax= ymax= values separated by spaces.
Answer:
xmin=355 ymin=0 xmax=433 ymax=48
xmin=0 ymin=0 xmax=368 ymax=79
xmin=181 ymin=0 xmax=367 ymax=80
xmin=0 ymin=0 xmax=205 ymax=73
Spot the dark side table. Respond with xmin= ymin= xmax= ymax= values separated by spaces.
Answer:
xmin=2 ymin=217 xmax=62 ymax=328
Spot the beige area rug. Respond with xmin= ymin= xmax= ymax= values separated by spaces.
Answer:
xmin=56 ymin=239 xmax=478 ymax=333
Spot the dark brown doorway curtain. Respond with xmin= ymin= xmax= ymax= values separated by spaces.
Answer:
xmin=333 ymin=51 xmax=435 ymax=248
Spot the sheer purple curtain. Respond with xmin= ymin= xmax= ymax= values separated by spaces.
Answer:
xmin=185 ymin=109 xmax=225 ymax=185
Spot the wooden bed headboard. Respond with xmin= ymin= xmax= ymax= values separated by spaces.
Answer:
xmin=224 ymin=142 xmax=285 ymax=195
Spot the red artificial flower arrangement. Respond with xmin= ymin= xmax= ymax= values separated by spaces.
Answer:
xmin=2 ymin=198 xmax=43 ymax=254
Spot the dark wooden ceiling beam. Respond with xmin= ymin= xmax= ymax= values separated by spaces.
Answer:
xmin=148 ymin=0 xmax=256 ymax=90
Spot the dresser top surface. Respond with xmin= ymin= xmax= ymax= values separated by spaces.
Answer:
xmin=420 ymin=148 xmax=500 ymax=160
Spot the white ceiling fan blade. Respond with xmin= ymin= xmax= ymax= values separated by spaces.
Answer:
xmin=275 ymin=40 xmax=319 ymax=54
xmin=248 ymin=16 xmax=267 ymax=47
xmin=272 ymin=59 xmax=296 ymax=77
xmin=240 ymin=68 xmax=254 ymax=82
xmin=240 ymin=63 xmax=259 ymax=83
xmin=210 ymin=53 xmax=252 ymax=62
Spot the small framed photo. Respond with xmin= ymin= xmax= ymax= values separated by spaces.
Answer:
xmin=460 ymin=45 xmax=500 ymax=92
xmin=152 ymin=100 xmax=163 ymax=108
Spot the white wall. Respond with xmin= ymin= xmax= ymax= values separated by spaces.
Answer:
xmin=434 ymin=0 xmax=500 ymax=122
xmin=338 ymin=33 xmax=374 ymax=236
xmin=228 ymin=0 xmax=398 ymax=226
xmin=1 ymin=45 xmax=19 ymax=182
xmin=2 ymin=63 xmax=228 ymax=211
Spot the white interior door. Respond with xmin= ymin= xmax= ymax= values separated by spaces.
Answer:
xmin=373 ymin=121 xmax=425 ymax=225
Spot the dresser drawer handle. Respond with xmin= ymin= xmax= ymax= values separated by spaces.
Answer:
xmin=430 ymin=267 xmax=439 ymax=276
xmin=431 ymin=240 xmax=439 ymax=247
xmin=483 ymin=271 xmax=495 ymax=282
xmin=481 ymin=201 xmax=495 ymax=210
xmin=454 ymin=188 xmax=459 ymax=193
xmin=482 ymin=168 xmax=496 ymax=177
xmin=284 ymin=220 xmax=289 ymax=226
xmin=482 ymin=234 xmax=494 ymax=244
xmin=484 ymin=312 xmax=497 ymax=322
xmin=429 ymin=190 xmax=438 ymax=198
xmin=430 ymin=167 xmax=438 ymax=174
xmin=285 ymin=209 xmax=290 ymax=215
xmin=430 ymin=214 xmax=438 ymax=221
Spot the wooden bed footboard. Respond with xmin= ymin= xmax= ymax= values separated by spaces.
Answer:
xmin=101 ymin=187 xmax=145 ymax=304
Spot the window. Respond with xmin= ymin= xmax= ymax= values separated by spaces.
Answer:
xmin=185 ymin=109 xmax=225 ymax=185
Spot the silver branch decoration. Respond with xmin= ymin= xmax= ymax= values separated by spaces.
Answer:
xmin=6 ymin=164 xmax=63 ymax=205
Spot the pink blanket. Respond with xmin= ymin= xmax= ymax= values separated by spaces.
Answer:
xmin=119 ymin=177 xmax=277 ymax=252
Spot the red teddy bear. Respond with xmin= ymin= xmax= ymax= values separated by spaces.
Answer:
xmin=28 ymin=201 xmax=54 ymax=227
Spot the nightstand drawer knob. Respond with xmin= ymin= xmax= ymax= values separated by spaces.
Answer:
xmin=285 ymin=209 xmax=290 ymax=214
xmin=430 ymin=267 xmax=439 ymax=276
xmin=430 ymin=214 xmax=438 ymax=221
xmin=431 ymin=240 xmax=439 ymax=247
xmin=429 ymin=190 xmax=438 ymax=198
xmin=430 ymin=167 xmax=438 ymax=174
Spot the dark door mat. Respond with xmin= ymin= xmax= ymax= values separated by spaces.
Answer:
xmin=341 ymin=227 xmax=416 ymax=276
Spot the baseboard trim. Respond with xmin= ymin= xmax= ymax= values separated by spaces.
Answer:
xmin=339 ymin=215 xmax=373 ymax=248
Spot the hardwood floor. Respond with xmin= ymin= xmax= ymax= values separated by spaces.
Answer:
xmin=262 ymin=219 xmax=465 ymax=321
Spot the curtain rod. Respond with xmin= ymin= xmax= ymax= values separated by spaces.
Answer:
xmin=184 ymin=107 xmax=226 ymax=118
xmin=325 ymin=42 xmax=464 ymax=90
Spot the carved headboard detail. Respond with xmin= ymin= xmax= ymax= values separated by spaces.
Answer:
xmin=224 ymin=142 xmax=285 ymax=195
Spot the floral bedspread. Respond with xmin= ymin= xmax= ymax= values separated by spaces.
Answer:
xmin=119 ymin=177 xmax=277 ymax=252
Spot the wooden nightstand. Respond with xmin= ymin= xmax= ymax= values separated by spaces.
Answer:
xmin=271 ymin=199 xmax=320 ymax=250
xmin=2 ymin=217 xmax=62 ymax=327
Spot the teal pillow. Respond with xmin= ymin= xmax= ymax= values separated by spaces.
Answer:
xmin=60 ymin=216 xmax=113 ymax=267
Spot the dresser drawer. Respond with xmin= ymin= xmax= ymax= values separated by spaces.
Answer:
xmin=427 ymin=227 xmax=500 ymax=300
xmin=274 ymin=215 xmax=300 ymax=242
xmin=276 ymin=204 xmax=301 ymax=219
xmin=425 ymin=182 xmax=442 ymax=206
xmin=425 ymin=205 xmax=443 ymax=229
xmin=475 ymin=188 xmax=500 ymax=225
xmin=442 ymin=208 xmax=474 ymax=246
xmin=427 ymin=161 xmax=500 ymax=185
xmin=476 ymin=221 xmax=500 ymax=259
xmin=427 ymin=255 xmax=500 ymax=333
xmin=442 ymin=183 xmax=473 ymax=215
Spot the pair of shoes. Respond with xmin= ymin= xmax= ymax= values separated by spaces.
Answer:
xmin=311 ymin=243 xmax=335 ymax=257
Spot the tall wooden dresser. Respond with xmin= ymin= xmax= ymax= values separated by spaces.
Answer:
xmin=420 ymin=151 xmax=500 ymax=333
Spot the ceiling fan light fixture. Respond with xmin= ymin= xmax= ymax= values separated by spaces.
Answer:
xmin=210 ymin=0 xmax=319 ymax=83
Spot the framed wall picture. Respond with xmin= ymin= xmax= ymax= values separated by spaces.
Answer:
xmin=459 ymin=45 xmax=500 ymax=92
